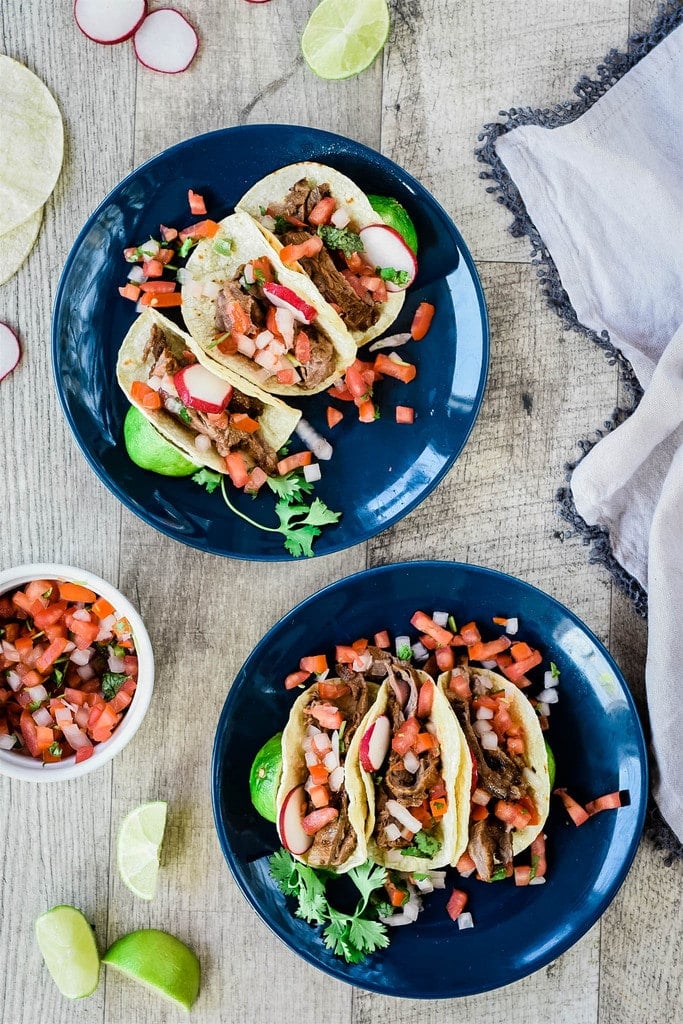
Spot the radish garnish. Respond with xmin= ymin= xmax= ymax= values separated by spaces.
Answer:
xmin=133 ymin=8 xmax=198 ymax=74
xmin=174 ymin=363 xmax=233 ymax=414
xmin=0 ymin=323 xmax=21 ymax=382
xmin=262 ymin=282 xmax=317 ymax=325
xmin=359 ymin=224 xmax=417 ymax=292
xmin=74 ymin=0 xmax=147 ymax=44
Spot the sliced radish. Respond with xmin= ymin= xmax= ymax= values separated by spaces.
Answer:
xmin=278 ymin=784 xmax=313 ymax=855
xmin=359 ymin=715 xmax=391 ymax=773
xmin=359 ymin=224 xmax=418 ymax=292
xmin=133 ymin=8 xmax=198 ymax=74
xmin=0 ymin=323 xmax=21 ymax=383
xmin=74 ymin=0 xmax=147 ymax=44
xmin=174 ymin=364 xmax=233 ymax=414
xmin=262 ymin=283 xmax=317 ymax=325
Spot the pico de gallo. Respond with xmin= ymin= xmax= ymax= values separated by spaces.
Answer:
xmin=0 ymin=579 xmax=139 ymax=764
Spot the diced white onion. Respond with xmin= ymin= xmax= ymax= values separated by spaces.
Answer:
xmin=315 ymin=669 xmax=329 ymax=681
xmin=368 ymin=332 xmax=412 ymax=353
xmin=303 ymin=463 xmax=321 ymax=483
xmin=75 ymin=707 xmax=90 ymax=729
xmin=76 ymin=663 xmax=95 ymax=682
xmin=401 ymin=897 xmax=422 ymax=923
xmin=275 ymin=307 xmax=295 ymax=346
xmin=306 ymin=725 xmax=321 ymax=737
xmin=380 ymin=910 xmax=417 ymax=927
xmin=140 ymin=238 xmax=159 ymax=257
xmin=536 ymin=701 xmax=550 ymax=717
xmin=70 ymin=647 xmax=93 ymax=667
xmin=175 ymin=267 xmax=192 ymax=285
xmin=537 ymin=688 xmax=559 ymax=705
xmin=269 ymin=339 xmax=287 ymax=357
xmin=32 ymin=707 xmax=53 ymax=727
xmin=64 ymin=641 xmax=76 ymax=653
xmin=108 ymin=654 xmax=126 ymax=673
xmin=529 ymin=876 xmax=546 ymax=886
xmin=243 ymin=263 xmax=256 ymax=285
xmin=235 ymin=333 xmax=256 ymax=358
xmin=432 ymin=611 xmax=449 ymax=627
xmin=425 ymin=721 xmax=438 ymax=735
xmin=473 ymin=719 xmax=492 ymax=736
xmin=127 ymin=265 xmax=146 ymax=283
xmin=164 ymin=396 xmax=183 ymax=415
xmin=411 ymin=641 xmax=429 ymax=662
xmin=295 ymin=418 xmax=334 ymax=461
xmin=254 ymin=330 xmax=274 ymax=350
xmin=62 ymin=724 xmax=91 ymax=750
xmin=1 ymin=642 xmax=20 ymax=663
xmin=310 ymin=729 xmax=332 ymax=756
xmin=27 ymin=684 xmax=48 ymax=703
xmin=328 ymin=766 xmax=345 ymax=792
xmin=471 ymin=788 xmax=491 ymax=806
xmin=413 ymin=876 xmax=433 ymax=894
xmin=395 ymin=636 xmax=410 ymax=657
xmin=403 ymin=750 xmax=420 ymax=774
xmin=194 ymin=434 xmax=212 ymax=453
xmin=505 ymin=617 xmax=519 ymax=635
xmin=384 ymin=823 xmax=401 ymax=843
xmin=481 ymin=731 xmax=499 ymax=750
xmin=323 ymin=750 xmax=339 ymax=772
xmin=352 ymin=651 xmax=373 ymax=673
xmin=457 ymin=912 xmax=474 ymax=929
xmin=331 ymin=730 xmax=340 ymax=759
xmin=475 ymin=706 xmax=494 ymax=720
xmin=480 ymin=659 xmax=497 ymax=669
xmin=255 ymin=348 xmax=277 ymax=369
xmin=6 ymin=670 xmax=22 ymax=692
xmin=54 ymin=706 xmax=73 ymax=725
xmin=72 ymin=608 xmax=90 ymax=622
xmin=135 ymin=300 xmax=145 ymax=314
xmin=428 ymin=870 xmax=447 ymax=889
xmin=202 ymin=280 xmax=221 ymax=299
xmin=330 ymin=207 xmax=350 ymax=229
xmin=304 ymin=750 xmax=319 ymax=768
xmin=472 ymin=675 xmax=493 ymax=694
xmin=544 ymin=671 xmax=559 ymax=689
xmin=261 ymin=214 xmax=276 ymax=231
xmin=0 ymin=733 xmax=17 ymax=749
xmin=385 ymin=799 xmax=422 ymax=833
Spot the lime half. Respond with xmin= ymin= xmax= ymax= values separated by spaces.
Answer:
xmin=368 ymin=195 xmax=419 ymax=254
xmin=249 ymin=732 xmax=283 ymax=823
xmin=103 ymin=929 xmax=200 ymax=1011
xmin=123 ymin=405 xmax=198 ymax=477
xmin=302 ymin=0 xmax=390 ymax=81
xmin=35 ymin=905 xmax=100 ymax=999
xmin=117 ymin=800 xmax=168 ymax=901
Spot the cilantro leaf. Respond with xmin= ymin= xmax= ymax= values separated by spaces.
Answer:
xmin=317 ymin=225 xmax=364 ymax=258
xmin=402 ymin=830 xmax=442 ymax=858
xmin=273 ymin=215 xmax=290 ymax=235
xmin=347 ymin=861 xmax=387 ymax=906
xmin=102 ymin=672 xmax=127 ymax=701
xmin=396 ymin=644 xmax=412 ymax=661
xmin=213 ymin=237 xmax=234 ymax=257
xmin=266 ymin=469 xmax=313 ymax=503
xmin=178 ymin=404 xmax=192 ymax=425
xmin=192 ymin=468 xmax=222 ymax=494
xmin=378 ymin=266 xmax=410 ymax=286
xmin=348 ymin=916 xmax=390 ymax=956
xmin=28 ymin=700 xmax=43 ymax=712
xmin=489 ymin=867 xmax=509 ymax=882
xmin=550 ymin=661 xmax=560 ymax=679
xmin=48 ymin=742 xmax=62 ymax=757
xmin=275 ymin=498 xmax=341 ymax=559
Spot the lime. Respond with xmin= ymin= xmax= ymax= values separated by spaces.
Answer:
xmin=123 ymin=405 xmax=198 ymax=476
xmin=103 ymin=929 xmax=200 ymax=1011
xmin=35 ymin=905 xmax=100 ymax=999
xmin=545 ymin=739 xmax=556 ymax=791
xmin=301 ymin=0 xmax=390 ymax=81
xmin=117 ymin=800 xmax=168 ymax=901
xmin=368 ymin=195 xmax=419 ymax=253
xmin=249 ymin=732 xmax=283 ymax=823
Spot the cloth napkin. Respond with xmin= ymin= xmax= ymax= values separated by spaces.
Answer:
xmin=493 ymin=24 xmax=683 ymax=842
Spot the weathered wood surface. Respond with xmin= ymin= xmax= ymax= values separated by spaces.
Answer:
xmin=0 ymin=2 xmax=680 ymax=1023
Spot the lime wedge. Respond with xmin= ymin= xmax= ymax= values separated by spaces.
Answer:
xmin=35 ymin=905 xmax=100 ymax=999
xmin=117 ymin=800 xmax=168 ymax=900
xmin=301 ymin=0 xmax=390 ymax=81
xmin=123 ymin=405 xmax=198 ymax=476
xmin=368 ymin=195 xmax=419 ymax=254
xmin=249 ymin=732 xmax=283 ymax=823
xmin=103 ymin=929 xmax=200 ymax=1011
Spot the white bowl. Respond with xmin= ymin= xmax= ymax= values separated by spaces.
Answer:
xmin=0 ymin=563 xmax=154 ymax=782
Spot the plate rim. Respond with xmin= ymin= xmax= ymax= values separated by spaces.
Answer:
xmin=211 ymin=558 xmax=648 ymax=997
xmin=51 ymin=124 xmax=490 ymax=561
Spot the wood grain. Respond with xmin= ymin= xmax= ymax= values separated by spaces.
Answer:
xmin=1 ymin=0 xmax=678 ymax=1022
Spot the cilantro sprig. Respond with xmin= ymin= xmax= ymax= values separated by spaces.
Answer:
xmin=317 ymin=225 xmax=364 ymax=258
xmin=270 ymin=851 xmax=390 ymax=963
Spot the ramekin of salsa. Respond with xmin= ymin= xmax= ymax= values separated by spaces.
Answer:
xmin=0 ymin=564 xmax=154 ymax=781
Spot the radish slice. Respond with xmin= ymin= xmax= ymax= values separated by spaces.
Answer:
xmin=262 ymin=282 xmax=317 ymax=325
xmin=0 ymin=323 xmax=21 ymax=382
xmin=174 ymin=363 xmax=233 ymax=414
xmin=359 ymin=224 xmax=418 ymax=292
xmin=74 ymin=0 xmax=147 ymax=44
xmin=133 ymin=8 xmax=198 ymax=74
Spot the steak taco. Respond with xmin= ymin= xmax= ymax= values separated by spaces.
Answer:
xmin=345 ymin=649 xmax=469 ymax=873
xmin=181 ymin=210 xmax=356 ymax=396
xmin=276 ymin=671 xmax=377 ymax=873
xmin=237 ymin=163 xmax=406 ymax=346
xmin=117 ymin=308 xmax=300 ymax=478
xmin=438 ymin=664 xmax=550 ymax=881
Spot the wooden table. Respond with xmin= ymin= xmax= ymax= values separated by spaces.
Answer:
xmin=1 ymin=1 xmax=681 ymax=1022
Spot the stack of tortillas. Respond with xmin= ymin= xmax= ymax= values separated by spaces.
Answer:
xmin=0 ymin=55 xmax=63 ymax=285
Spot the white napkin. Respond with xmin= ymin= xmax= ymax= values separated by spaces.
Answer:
xmin=494 ymin=25 xmax=683 ymax=841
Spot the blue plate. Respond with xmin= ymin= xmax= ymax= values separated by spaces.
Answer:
xmin=51 ymin=125 xmax=488 ymax=560
xmin=211 ymin=561 xmax=647 ymax=997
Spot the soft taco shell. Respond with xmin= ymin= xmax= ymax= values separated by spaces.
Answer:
xmin=346 ymin=675 xmax=470 ymax=873
xmin=181 ymin=210 xmax=356 ymax=396
xmin=276 ymin=680 xmax=377 ymax=874
xmin=438 ymin=667 xmax=550 ymax=858
xmin=237 ymin=162 xmax=405 ymax=347
xmin=116 ymin=308 xmax=300 ymax=472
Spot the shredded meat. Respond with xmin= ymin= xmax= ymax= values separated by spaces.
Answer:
xmin=446 ymin=690 xmax=523 ymax=801
xmin=215 ymin=280 xmax=263 ymax=334
xmin=279 ymin=178 xmax=332 ymax=222
xmin=298 ymin=332 xmax=336 ymax=388
xmin=468 ymin=818 xmax=513 ymax=881
xmin=282 ymin=229 xmax=377 ymax=333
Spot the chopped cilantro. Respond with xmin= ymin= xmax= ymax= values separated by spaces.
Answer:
xmin=447 ymin=615 xmax=457 ymax=633
xmin=378 ymin=266 xmax=410 ymax=286
xmin=102 ymin=672 xmax=127 ymax=701
xmin=259 ymin=205 xmax=267 ymax=216
xmin=489 ymin=867 xmax=508 ymax=882
xmin=396 ymin=644 xmax=412 ymax=661
xmin=191 ymin=468 xmax=222 ymax=494
xmin=317 ymin=225 xmax=364 ymax=258
xmin=402 ymin=830 xmax=442 ymax=859
xmin=550 ymin=662 xmax=560 ymax=679
xmin=111 ymin=644 xmax=126 ymax=658
xmin=206 ymin=332 xmax=231 ymax=350
xmin=48 ymin=742 xmax=62 ymax=757
xmin=28 ymin=700 xmax=43 ymax=712
xmin=530 ymin=855 xmax=539 ymax=881
xmin=273 ymin=215 xmax=290 ymax=235
xmin=213 ymin=237 xmax=234 ymax=257
xmin=178 ymin=237 xmax=197 ymax=259
xmin=253 ymin=267 xmax=266 ymax=284
xmin=177 ymin=404 xmax=192 ymax=425
xmin=266 ymin=469 xmax=313 ymax=503
xmin=42 ymin=587 xmax=53 ymax=600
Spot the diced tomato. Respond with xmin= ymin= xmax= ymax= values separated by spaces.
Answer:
xmin=245 ymin=467 xmax=268 ymax=495
xmin=414 ymin=732 xmax=438 ymax=754
xmin=430 ymin=796 xmax=448 ymax=818
xmin=435 ymin=646 xmax=455 ymax=672
xmin=494 ymin=800 xmax=531 ymax=831
xmin=445 ymin=888 xmax=468 ymax=921
xmin=585 ymin=791 xmax=624 ymax=815
xmin=384 ymin=880 xmax=409 ymax=908
xmin=373 ymin=353 xmax=417 ymax=384
xmin=358 ymin=399 xmax=376 ymax=423
xmin=308 ymin=763 xmax=330 ymax=786
xmin=225 ymin=452 xmax=249 ymax=488
xmin=416 ymin=678 xmax=435 ymax=718
xmin=514 ymin=865 xmax=532 ymax=886
xmin=75 ymin=745 xmax=94 ymax=764
xmin=307 ymin=197 xmax=337 ymax=225
xmin=160 ymin=224 xmax=178 ymax=242
xmin=188 ymin=189 xmax=207 ymax=215
xmin=157 ymin=248 xmax=175 ymax=265
xmin=410 ymin=800 xmax=434 ymax=828
xmin=510 ymin=642 xmax=533 ymax=662
xmin=12 ymin=590 xmax=34 ymax=615
xmin=33 ymin=601 xmax=68 ymax=630
xmin=123 ymin=246 xmax=142 ymax=263
xmin=391 ymin=716 xmax=420 ymax=755
xmin=507 ymin=736 xmax=525 ymax=755
xmin=410 ymin=611 xmax=453 ymax=647
xmin=518 ymin=794 xmax=540 ymax=826
xmin=140 ymin=292 xmax=183 ymax=308
xmin=530 ymin=833 xmax=547 ymax=878
xmin=294 ymin=331 xmax=311 ymax=365
xmin=467 ymin=637 xmax=512 ymax=662
xmin=374 ymin=630 xmax=391 ymax=649
xmin=119 ymin=283 xmax=141 ymax=302
xmin=341 ymin=269 xmax=371 ymax=300
xmin=284 ymin=670 xmax=310 ymax=690
xmin=470 ymin=804 xmax=489 ymax=821
xmin=300 ymin=654 xmax=328 ymax=675
xmin=139 ymin=280 xmax=177 ymax=293
xmin=351 ymin=638 xmax=368 ymax=653
xmin=250 ymin=256 xmax=274 ymax=283
xmin=334 ymin=645 xmax=357 ymax=664
xmin=456 ymin=852 xmax=477 ymax=876
xmin=395 ymin=405 xmax=414 ymax=424
xmin=317 ymin=681 xmax=350 ymax=700
xmin=307 ymin=704 xmax=343 ymax=731
xmin=326 ymin=406 xmax=343 ymax=429
xmin=327 ymin=384 xmax=354 ymax=402
xmin=64 ymin=687 xmax=87 ymax=706
xmin=70 ymin=618 xmax=100 ymax=644
xmin=302 ymin=806 xmax=339 ymax=836
xmin=178 ymin=219 xmax=219 ymax=241
xmin=276 ymin=369 xmax=296 ymax=385
xmin=278 ymin=235 xmax=323 ymax=264
xmin=19 ymin=710 xmax=43 ymax=757
xmin=231 ymin=413 xmax=260 ymax=434
xmin=459 ymin=621 xmax=481 ymax=646
xmin=448 ymin=669 xmax=471 ymax=700
xmin=411 ymin=302 xmax=435 ymax=341
xmin=141 ymin=258 xmax=164 ymax=278
xmin=344 ymin=360 xmax=372 ymax=400
xmin=308 ymin=784 xmax=330 ymax=808
xmin=277 ymin=451 xmax=312 ymax=475
xmin=503 ymin=650 xmax=542 ymax=682
xmin=35 ymin=637 xmax=69 ymax=674
xmin=131 ymin=380 xmax=157 ymax=405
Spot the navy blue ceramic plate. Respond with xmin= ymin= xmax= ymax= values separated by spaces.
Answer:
xmin=52 ymin=125 xmax=488 ymax=560
xmin=212 ymin=561 xmax=647 ymax=997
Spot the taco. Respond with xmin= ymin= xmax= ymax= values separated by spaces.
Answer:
xmin=180 ymin=210 xmax=356 ymax=397
xmin=438 ymin=664 xmax=550 ymax=881
xmin=116 ymin=308 xmax=300 ymax=477
xmin=345 ymin=649 xmax=469 ymax=873
xmin=237 ymin=162 xmax=406 ymax=346
xmin=276 ymin=671 xmax=377 ymax=873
